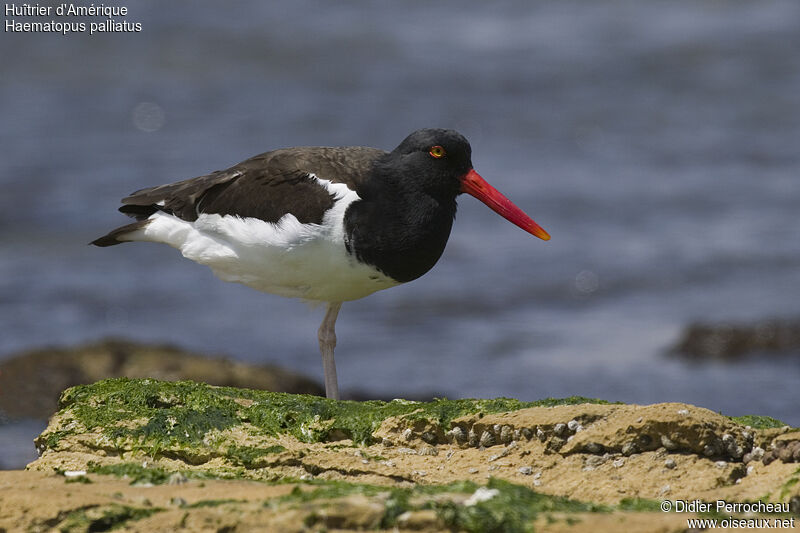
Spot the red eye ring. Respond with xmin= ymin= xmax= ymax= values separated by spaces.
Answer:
xmin=429 ymin=145 xmax=446 ymax=158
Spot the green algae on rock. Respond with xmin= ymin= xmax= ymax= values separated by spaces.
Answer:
xmin=38 ymin=377 xmax=609 ymax=453
xmin=20 ymin=380 xmax=800 ymax=531
xmin=227 ymin=444 xmax=288 ymax=468
xmin=82 ymin=464 xmax=610 ymax=529
xmin=276 ymin=477 xmax=608 ymax=533
xmin=730 ymin=415 xmax=790 ymax=430
xmin=86 ymin=462 xmax=218 ymax=485
xmin=54 ymin=503 xmax=162 ymax=532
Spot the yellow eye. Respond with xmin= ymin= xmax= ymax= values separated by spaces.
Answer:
xmin=429 ymin=145 xmax=446 ymax=159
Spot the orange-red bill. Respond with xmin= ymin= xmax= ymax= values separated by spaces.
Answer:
xmin=460 ymin=169 xmax=550 ymax=241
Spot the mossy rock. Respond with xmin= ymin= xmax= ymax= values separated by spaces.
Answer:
xmin=28 ymin=378 xmax=799 ymax=518
xmin=33 ymin=378 xmax=608 ymax=476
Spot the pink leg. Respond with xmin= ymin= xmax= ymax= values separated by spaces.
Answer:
xmin=318 ymin=302 xmax=342 ymax=400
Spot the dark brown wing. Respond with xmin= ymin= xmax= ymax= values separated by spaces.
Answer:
xmin=92 ymin=146 xmax=385 ymax=246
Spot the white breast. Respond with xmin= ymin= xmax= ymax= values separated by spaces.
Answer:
xmin=128 ymin=175 xmax=400 ymax=302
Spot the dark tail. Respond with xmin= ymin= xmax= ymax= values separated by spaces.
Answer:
xmin=90 ymin=220 xmax=149 ymax=247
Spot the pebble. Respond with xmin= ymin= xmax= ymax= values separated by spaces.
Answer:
xmin=169 ymin=497 xmax=187 ymax=507
xmin=787 ymin=442 xmax=800 ymax=462
xmin=167 ymin=472 xmax=188 ymax=485
xmin=396 ymin=447 xmax=417 ymax=455
xmin=612 ymin=458 xmax=625 ymax=468
xmin=583 ymin=455 xmax=606 ymax=470
xmin=421 ymin=431 xmax=438 ymax=444
xmin=728 ymin=444 xmax=744 ymax=460
xmin=479 ymin=430 xmax=496 ymax=448
xmin=536 ymin=428 xmax=546 ymax=442
xmin=419 ymin=446 xmax=438 ymax=456
xmin=703 ymin=444 xmax=718 ymax=457
xmin=660 ymin=435 xmax=678 ymax=451
xmin=777 ymin=443 xmax=797 ymax=462
xmin=488 ymin=448 xmax=510 ymax=462
xmin=448 ymin=427 xmax=467 ymax=444
xmin=715 ymin=460 xmax=728 ymax=468
xmin=763 ymin=440 xmax=800 ymax=465
xmin=567 ymin=420 xmax=581 ymax=432
xmin=468 ymin=428 xmax=479 ymax=447
xmin=621 ymin=442 xmax=638 ymax=456
xmin=584 ymin=442 xmax=605 ymax=454
xmin=664 ymin=458 xmax=677 ymax=469
xmin=464 ymin=487 xmax=499 ymax=506
xmin=553 ymin=423 xmax=567 ymax=437
xmin=402 ymin=428 xmax=413 ymax=441
xmin=518 ymin=466 xmax=533 ymax=475
xmin=467 ymin=467 xmax=479 ymax=474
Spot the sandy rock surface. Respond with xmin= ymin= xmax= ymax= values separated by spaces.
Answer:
xmin=2 ymin=379 xmax=797 ymax=532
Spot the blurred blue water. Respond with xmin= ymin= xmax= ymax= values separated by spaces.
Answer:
xmin=1 ymin=1 xmax=799 ymax=467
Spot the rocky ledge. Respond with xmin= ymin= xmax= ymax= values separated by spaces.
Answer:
xmin=672 ymin=317 xmax=800 ymax=360
xmin=3 ymin=379 xmax=799 ymax=532
xmin=0 ymin=339 xmax=323 ymax=420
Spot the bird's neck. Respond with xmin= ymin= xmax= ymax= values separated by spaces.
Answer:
xmin=343 ymin=182 xmax=457 ymax=283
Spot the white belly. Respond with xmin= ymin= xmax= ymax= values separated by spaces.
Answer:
xmin=128 ymin=180 xmax=400 ymax=302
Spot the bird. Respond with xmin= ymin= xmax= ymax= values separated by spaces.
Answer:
xmin=92 ymin=128 xmax=550 ymax=400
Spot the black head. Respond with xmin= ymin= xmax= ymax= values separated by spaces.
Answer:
xmin=346 ymin=127 xmax=549 ymax=283
xmin=382 ymin=128 xmax=474 ymax=200
xmin=391 ymin=128 xmax=551 ymax=241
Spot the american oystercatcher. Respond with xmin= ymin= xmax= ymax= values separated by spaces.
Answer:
xmin=92 ymin=129 xmax=550 ymax=399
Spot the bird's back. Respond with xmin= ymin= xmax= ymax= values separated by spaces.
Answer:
xmin=93 ymin=145 xmax=399 ymax=302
